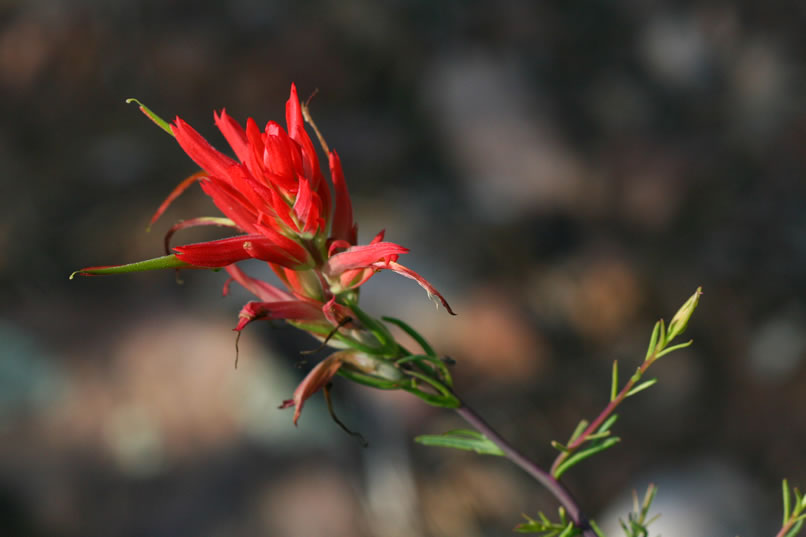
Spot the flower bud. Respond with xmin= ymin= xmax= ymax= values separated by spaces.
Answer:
xmin=666 ymin=287 xmax=702 ymax=342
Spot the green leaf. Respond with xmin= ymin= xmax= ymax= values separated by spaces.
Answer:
xmin=400 ymin=370 xmax=460 ymax=407
xmin=785 ymin=479 xmax=792 ymax=526
xmin=589 ymin=520 xmax=606 ymax=537
xmin=552 ymin=440 xmax=569 ymax=453
xmin=646 ymin=321 xmax=662 ymax=360
xmin=569 ymin=419 xmax=590 ymax=444
xmin=597 ymin=414 xmax=619 ymax=435
xmin=349 ymin=304 xmax=398 ymax=355
xmin=784 ymin=518 xmax=804 ymax=537
xmin=126 ymin=98 xmax=175 ymax=136
xmin=382 ymin=316 xmax=437 ymax=357
xmin=611 ymin=360 xmax=619 ymax=401
xmin=654 ymin=339 xmax=693 ymax=359
xmin=553 ymin=436 xmax=621 ymax=479
xmin=415 ymin=429 xmax=504 ymax=456
xmin=625 ymin=378 xmax=658 ymax=398
xmin=71 ymin=254 xmax=191 ymax=278
xmin=336 ymin=368 xmax=401 ymax=390
xmin=557 ymin=522 xmax=577 ymax=537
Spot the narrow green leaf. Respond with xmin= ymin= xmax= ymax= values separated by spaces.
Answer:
xmin=641 ymin=484 xmax=658 ymax=516
xmin=382 ymin=316 xmax=437 ymax=357
xmin=589 ymin=519 xmax=606 ymax=537
xmin=654 ymin=339 xmax=693 ymax=359
xmin=553 ymin=437 xmax=621 ymax=479
xmin=513 ymin=521 xmax=539 ymax=533
xmin=346 ymin=303 xmax=397 ymax=355
xmin=581 ymin=430 xmax=612 ymax=442
xmin=597 ymin=413 xmax=619 ymax=434
xmin=552 ymin=440 xmax=569 ymax=453
xmin=784 ymin=518 xmax=804 ymax=537
xmin=569 ymin=419 xmax=590 ymax=444
xmin=785 ymin=480 xmax=792 ymax=526
xmin=611 ymin=360 xmax=619 ymax=401
xmin=557 ymin=521 xmax=577 ymax=537
xmin=415 ymin=430 xmax=504 ymax=456
xmin=71 ymin=254 xmax=191 ymax=278
xmin=646 ymin=321 xmax=661 ymax=360
xmin=336 ymin=368 xmax=401 ymax=390
xmin=626 ymin=378 xmax=658 ymax=398
xmin=657 ymin=318 xmax=667 ymax=352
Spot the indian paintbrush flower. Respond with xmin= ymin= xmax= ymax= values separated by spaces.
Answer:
xmin=74 ymin=84 xmax=456 ymax=423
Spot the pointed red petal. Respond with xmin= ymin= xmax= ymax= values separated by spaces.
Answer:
xmin=224 ymin=265 xmax=295 ymax=302
xmin=293 ymin=176 xmax=319 ymax=234
xmin=173 ymin=117 xmax=238 ymax=179
xmin=286 ymin=84 xmax=331 ymax=225
xmin=325 ymin=242 xmax=409 ymax=274
xmin=198 ymin=177 xmax=260 ymax=234
xmin=263 ymin=125 xmax=298 ymax=190
xmin=214 ymin=109 xmax=250 ymax=163
xmin=173 ymin=235 xmax=301 ymax=267
xmin=377 ymin=261 xmax=455 ymax=315
xmin=163 ymin=217 xmax=239 ymax=255
xmin=280 ymin=353 xmax=345 ymax=425
xmin=243 ymin=117 xmax=267 ymax=182
xmin=329 ymin=151 xmax=356 ymax=244
xmin=148 ymin=171 xmax=207 ymax=230
xmin=235 ymin=299 xmax=324 ymax=331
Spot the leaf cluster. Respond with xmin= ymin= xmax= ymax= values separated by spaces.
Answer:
xmin=779 ymin=480 xmax=806 ymax=537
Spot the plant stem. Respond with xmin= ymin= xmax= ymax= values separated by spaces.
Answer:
xmin=455 ymin=401 xmax=596 ymax=537
xmin=551 ymin=355 xmax=655 ymax=476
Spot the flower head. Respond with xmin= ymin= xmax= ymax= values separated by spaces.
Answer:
xmin=74 ymin=84 xmax=456 ymax=424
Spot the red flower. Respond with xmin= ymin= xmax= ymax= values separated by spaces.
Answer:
xmin=74 ymin=84 xmax=458 ymax=424
xmin=76 ymin=84 xmax=454 ymax=321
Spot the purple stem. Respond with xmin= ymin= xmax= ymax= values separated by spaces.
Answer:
xmin=455 ymin=402 xmax=596 ymax=537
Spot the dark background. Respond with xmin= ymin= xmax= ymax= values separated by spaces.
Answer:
xmin=1 ymin=1 xmax=805 ymax=536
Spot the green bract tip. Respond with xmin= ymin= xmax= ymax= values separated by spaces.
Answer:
xmin=126 ymin=98 xmax=174 ymax=137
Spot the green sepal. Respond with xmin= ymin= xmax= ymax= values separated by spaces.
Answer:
xmin=71 ymin=254 xmax=191 ymax=278
xmin=126 ymin=98 xmax=174 ymax=136
xmin=415 ymin=429 xmax=504 ymax=456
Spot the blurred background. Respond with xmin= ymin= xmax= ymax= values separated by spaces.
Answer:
xmin=1 ymin=1 xmax=805 ymax=536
